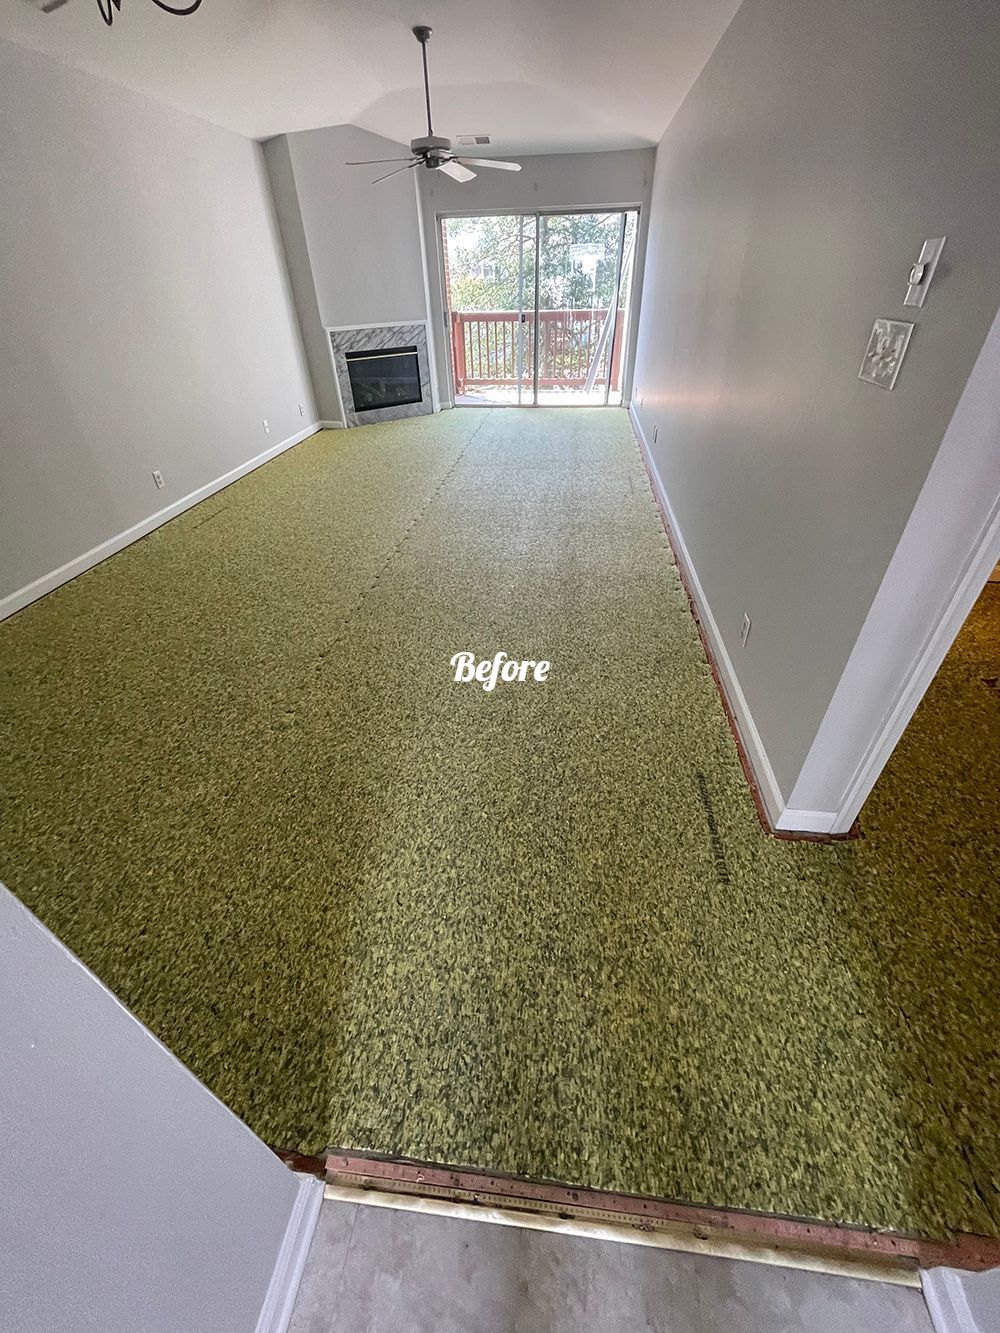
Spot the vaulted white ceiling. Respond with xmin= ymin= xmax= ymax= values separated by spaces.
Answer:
xmin=2 ymin=0 xmax=742 ymax=149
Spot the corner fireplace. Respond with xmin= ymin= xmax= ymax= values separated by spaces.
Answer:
xmin=345 ymin=345 xmax=422 ymax=413
xmin=328 ymin=323 xmax=432 ymax=427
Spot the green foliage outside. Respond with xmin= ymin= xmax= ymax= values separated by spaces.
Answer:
xmin=444 ymin=212 xmax=632 ymax=313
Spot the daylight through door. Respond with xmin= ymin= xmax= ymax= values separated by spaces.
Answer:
xmin=441 ymin=210 xmax=638 ymax=406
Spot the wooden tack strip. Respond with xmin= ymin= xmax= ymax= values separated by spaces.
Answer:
xmin=322 ymin=1151 xmax=1000 ymax=1274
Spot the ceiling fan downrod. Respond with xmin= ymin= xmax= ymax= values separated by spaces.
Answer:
xmin=412 ymin=25 xmax=434 ymax=139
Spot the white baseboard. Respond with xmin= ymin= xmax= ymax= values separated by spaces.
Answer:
xmin=0 ymin=422 xmax=321 ymax=623
xmin=628 ymin=404 xmax=790 ymax=829
xmin=921 ymin=1268 xmax=984 ymax=1333
xmin=255 ymin=1173 xmax=324 ymax=1333
xmin=775 ymin=808 xmax=838 ymax=835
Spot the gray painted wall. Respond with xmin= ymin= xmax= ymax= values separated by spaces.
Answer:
xmin=631 ymin=0 xmax=1000 ymax=797
xmin=282 ymin=125 xmax=428 ymax=328
xmin=0 ymin=39 xmax=315 ymax=607
xmin=263 ymin=136 xmax=344 ymax=424
xmin=0 ymin=885 xmax=299 ymax=1333
xmin=418 ymin=149 xmax=655 ymax=405
xmin=263 ymin=124 xmax=431 ymax=425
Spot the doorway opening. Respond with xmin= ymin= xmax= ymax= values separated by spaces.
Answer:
xmin=863 ymin=569 xmax=1000 ymax=828
xmin=440 ymin=209 xmax=639 ymax=407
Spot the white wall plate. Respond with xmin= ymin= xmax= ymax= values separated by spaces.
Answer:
xmin=859 ymin=318 xmax=914 ymax=390
xmin=904 ymin=236 xmax=946 ymax=308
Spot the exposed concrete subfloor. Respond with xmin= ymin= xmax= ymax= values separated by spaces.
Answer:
xmin=288 ymin=1198 xmax=934 ymax=1333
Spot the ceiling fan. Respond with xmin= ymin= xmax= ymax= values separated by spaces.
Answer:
xmin=346 ymin=25 xmax=522 ymax=185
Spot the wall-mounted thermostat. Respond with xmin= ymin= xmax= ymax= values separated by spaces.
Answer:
xmin=904 ymin=236 xmax=946 ymax=307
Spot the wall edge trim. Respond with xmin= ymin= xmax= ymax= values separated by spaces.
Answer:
xmin=829 ymin=500 xmax=1000 ymax=833
xmin=0 ymin=423 xmax=322 ymax=623
xmin=784 ymin=306 xmax=1000 ymax=833
xmin=254 ymin=1173 xmax=324 ymax=1333
xmin=921 ymin=1268 xmax=984 ymax=1333
xmin=775 ymin=808 xmax=838 ymax=834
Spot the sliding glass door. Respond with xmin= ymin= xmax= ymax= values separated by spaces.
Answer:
xmin=440 ymin=209 xmax=638 ymax=407
xmin=535 ymin=210 xmax=637 ymax=406
xmin=440 ymin=213 xmax=535 ymax=406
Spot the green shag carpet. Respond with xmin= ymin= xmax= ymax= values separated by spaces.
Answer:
xmin=1 ymin=409 xmax=998 ymax=1240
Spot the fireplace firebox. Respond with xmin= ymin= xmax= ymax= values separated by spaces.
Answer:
xmin=344 ymin=345 xmax=422 ymax=413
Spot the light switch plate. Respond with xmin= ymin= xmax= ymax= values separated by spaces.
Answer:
xmin=904 ymin=236 xmax=945 ymax=308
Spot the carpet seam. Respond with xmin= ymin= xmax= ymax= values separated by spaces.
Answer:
xmin=329 ymin=414 xmax=489 ymax=646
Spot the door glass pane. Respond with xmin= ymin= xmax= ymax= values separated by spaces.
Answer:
xmin=607 ymin=210 xmax=638 ymax=406
xmin=441 ymin=214 xmax=535 ymax=406
xmin=535 ymin=212 xmax=631 ymax=406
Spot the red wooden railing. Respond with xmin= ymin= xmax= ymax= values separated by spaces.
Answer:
xmin=451 ymin=309 xmax=624 ymax=394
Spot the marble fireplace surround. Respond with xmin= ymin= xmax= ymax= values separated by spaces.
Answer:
xmin=327 ymin=322 xmax=434 ymax=427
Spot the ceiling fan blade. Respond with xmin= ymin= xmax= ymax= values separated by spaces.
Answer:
xmin=456 ymin=157 xmax=521 ymax=171
xmin=371 ymin=161 xmax=421 ymax=184
xmin=437 ymin=160 xmax=477 ymax=183
xmin=346 ymin=158 xmax=417 ymax=165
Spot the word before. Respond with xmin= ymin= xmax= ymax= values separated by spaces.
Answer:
xmin=450 ymin=651 xmax=551 ymax=692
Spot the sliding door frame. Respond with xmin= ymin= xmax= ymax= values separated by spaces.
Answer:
xmin=532 ymin=216 xmax=541 ymax=406
xmin=436 ymin=204 xmax=643 ymax=409
xmin=602 ymin=210 xmax=629 ymax=409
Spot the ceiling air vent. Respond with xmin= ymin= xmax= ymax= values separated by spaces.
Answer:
xmin=456 ymin=135 xmax=492 ymax=146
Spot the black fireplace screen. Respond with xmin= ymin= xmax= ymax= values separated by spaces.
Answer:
xmin=345 ymin=345 xmax=422 ymax=413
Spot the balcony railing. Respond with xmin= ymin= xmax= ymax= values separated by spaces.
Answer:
xmin=450 ymin=308 xmax=624 ymax=394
